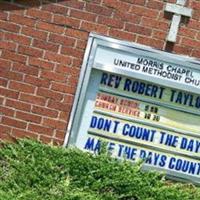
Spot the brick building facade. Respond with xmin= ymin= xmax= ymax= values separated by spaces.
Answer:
xmin=0 ymin=0 xmax=200 ymax=145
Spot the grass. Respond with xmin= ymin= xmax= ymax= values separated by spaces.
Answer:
xmin=0 ymin=139 xmax=200 ymax=200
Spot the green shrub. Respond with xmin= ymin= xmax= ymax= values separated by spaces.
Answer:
xmin=0 ymin=139 xmax=200 ymax=200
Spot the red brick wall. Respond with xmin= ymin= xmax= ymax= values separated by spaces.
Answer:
xmin=0 ymin=0 xmax=200 ymax=145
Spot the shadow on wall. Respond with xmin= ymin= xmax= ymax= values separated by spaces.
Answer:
xmin=0 ymin=0 xmax=66 ymax=11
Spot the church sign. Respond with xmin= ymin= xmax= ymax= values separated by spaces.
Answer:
xmin=64 ymin=33 xmax=200 ymax=185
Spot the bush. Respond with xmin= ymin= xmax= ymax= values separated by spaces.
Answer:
xmin=0 ymin=139 xmax=200 ymax=200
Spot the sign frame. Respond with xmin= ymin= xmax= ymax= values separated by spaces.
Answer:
xmin=63 ymin=33 xmax=200 ymax=184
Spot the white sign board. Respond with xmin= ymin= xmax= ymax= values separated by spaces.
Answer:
xmin=64 ymin=33 xmax=200 ymax=185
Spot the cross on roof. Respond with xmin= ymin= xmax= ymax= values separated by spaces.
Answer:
xmin=165 ymin=0 xmax=193 ymax=43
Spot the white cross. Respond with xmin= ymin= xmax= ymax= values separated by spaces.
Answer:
xmin=165 ymin=0 xmax=193 ymax=43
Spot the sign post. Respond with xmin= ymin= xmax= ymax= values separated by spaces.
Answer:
xmin=64 ymin=33 xmax=200 ymax=185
